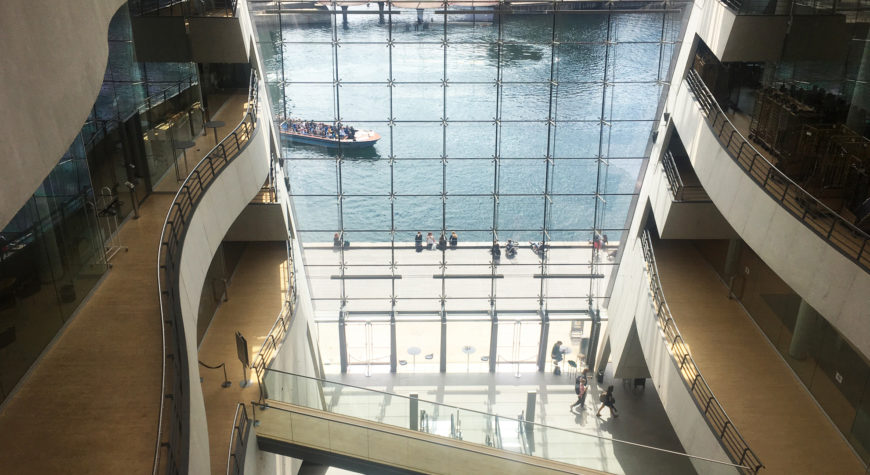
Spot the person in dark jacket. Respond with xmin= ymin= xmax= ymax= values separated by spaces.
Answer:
xmin=415 ymin=231 xmax=423 ymax=252
xmin=596 ymin=385 xmax=618 ymax=418
xmin=551 ymin=341 xmax=563 ymax=374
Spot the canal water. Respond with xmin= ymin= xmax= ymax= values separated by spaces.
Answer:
xmin=271 ymin=8 xmax=681 ymax=242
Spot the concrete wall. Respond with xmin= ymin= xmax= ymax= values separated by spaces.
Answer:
xmin=225 ymin=204 xmax=289 ymax=242
xmin=604 ymin=0 xmax=754 ymax=469
xmin=177 ymin=83 xmax=270 ymax=474
xmin=671 ymin=80 xmax=870 ymax=359
xmin=721 ymin=16 xmax=788 ymax=63
xmin=189 ymin=17 xmax=250 ymax=63
xmin=607 ymin=225 xmax=738 ymax=474
xmin=645 ymin=133 xmax=737 ymax=240
xmin=0 ymin=0 xmax=127 ymax=229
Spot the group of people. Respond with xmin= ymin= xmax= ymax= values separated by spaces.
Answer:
xmin=416 ymin=231 xmax=458 ymax=251
xmin=285 ymin=120 xmax=356 ymax=141
xmin=553 ymin=340 xmax=619 ymax=419
xmin=491 ymin=239 xmax=519 ymax=259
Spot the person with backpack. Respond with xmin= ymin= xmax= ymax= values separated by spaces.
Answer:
xmin=570 ymin=374 xmax=588 ymax=411
xmin=596 ymin=385 xmax=618 ymax=418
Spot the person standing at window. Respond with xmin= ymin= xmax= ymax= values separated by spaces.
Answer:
xmin=426 ymin=232 xmax=435 ymax=250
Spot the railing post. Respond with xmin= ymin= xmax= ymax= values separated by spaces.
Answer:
xmin=720 ymin=420 xmax=731 ymax=439
xmin=859 ymin=239 xmax=868 ymax=263
xmin=739 ymin=448 xmax=749 ymax=468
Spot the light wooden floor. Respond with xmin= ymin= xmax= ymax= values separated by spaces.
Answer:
xmin=198 ymin=242 xmax=288 ymax=475
xmin=0 ymin=194 xmax=170 ymax=474
xmin=653 ymin=240 xmax=865 ymax=475
xmin=0 ymin=92 xmax=251 ymax=473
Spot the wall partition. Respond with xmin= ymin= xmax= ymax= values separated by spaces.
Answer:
xmin=250 ymin=0 xmax=687 ymax=372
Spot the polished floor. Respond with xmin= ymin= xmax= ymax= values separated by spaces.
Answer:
xmin=0 ymin=194 xmax=169 ymax=473
xmin=0 ymin=92 xmax=249 ymax=473
xmin=152 ymin=93 xmax=250 ymax=194
xmin=330 ymin=367 xmax=701 ymax=474
xmin=653 ymin=240 xmax=865 ymax=475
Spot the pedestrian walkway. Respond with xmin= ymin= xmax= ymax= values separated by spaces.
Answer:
xmin=0 ymin=194 xmax=168 ymax=473
xmin=199 ymin=241 xmax=288 ymax=473
xmin=0 ymin=91 xmax=250 ymax=473
xmin=653 ymin=240 xmax=865 ymax=474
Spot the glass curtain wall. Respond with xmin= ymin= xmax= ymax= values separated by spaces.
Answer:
xmin=92 ymin=5 xmax=204 ymax=194
xmin=0 ymin=4 xmax=203 ymax=402
xmin=251 ymin=0 xmax=686 ymax=371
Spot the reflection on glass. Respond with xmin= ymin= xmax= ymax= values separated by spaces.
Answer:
xmin=258 ymin=2 xmax=688 ymax=368
xmin=260 ymin=369 xmax=746 ymax=474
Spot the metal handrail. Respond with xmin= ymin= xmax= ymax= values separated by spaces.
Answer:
xmin=661 ymin=150 xmax=709 ymax=202
xmin=261 ymin=369 xmax=751 ymax=469
xmin=640 ymin=231 xmax=763 ymax=474
xmin=684 ymin=69 xmax=870 ymax=272
xmin=251 ymin=297 xmax=297 ymax=402
xmin=139 ymin=75 xmax=199 ymax=114
xmin=153 ymin=69 xmax=259 ymax=475
xmin=226 ymin=403 xmax=251 ymax=475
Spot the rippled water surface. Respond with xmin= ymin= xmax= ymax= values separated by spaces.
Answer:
xmin=270 ymin=9 xmax=679 ymax=241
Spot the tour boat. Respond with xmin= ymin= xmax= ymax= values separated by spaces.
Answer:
xmin=279 ymin=120 xmax=380 ymax=149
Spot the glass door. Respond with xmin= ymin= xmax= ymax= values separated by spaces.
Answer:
xmin=345 ymin=315 xmax=391 ymax=376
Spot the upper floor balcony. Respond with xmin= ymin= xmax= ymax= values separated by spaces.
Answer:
xmin=722 ymin=0 xmax=870 ymax=19
xmin=671 ymin=52 xmax=870 ymax=358
xmin=685 ymin=64 xmax=870 ymax=271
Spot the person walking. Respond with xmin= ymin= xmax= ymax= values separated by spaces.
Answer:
xmin=596 ymin=385 xmax=618 ymax=418
xmin=570 ymin=374 xmax=587 ymax=411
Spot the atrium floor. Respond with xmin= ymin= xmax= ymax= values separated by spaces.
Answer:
xmin=333 ymin=366 xmax=697 ymax=474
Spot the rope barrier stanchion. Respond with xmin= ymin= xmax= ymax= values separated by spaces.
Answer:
xmin=199 ymin=360 xmax=232 ymax=388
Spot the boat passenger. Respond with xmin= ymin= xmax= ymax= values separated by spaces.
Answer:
xmin=449 ymin=231 xmax=458 ymax=249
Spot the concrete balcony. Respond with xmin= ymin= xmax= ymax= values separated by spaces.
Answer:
xmin=673 ymin=69 xmax=870 ymax=358
xmin=648 ymin=142 xmax=737 ymax=240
